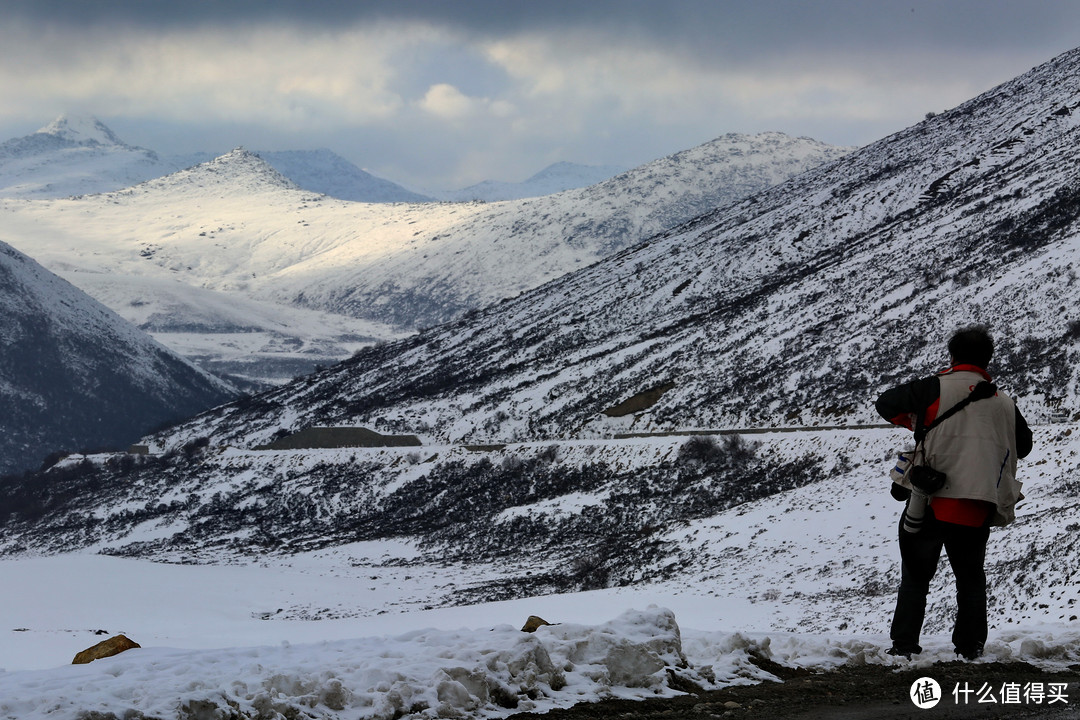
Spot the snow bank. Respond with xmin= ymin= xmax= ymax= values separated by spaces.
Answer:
xmin=0 ymin=607 xmax=740 ymax=720
xmin=2 ymin=603 xmax=1079 ymax=720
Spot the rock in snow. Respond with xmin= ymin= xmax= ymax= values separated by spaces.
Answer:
xmin=71 ymin=634 xmax=141 ymax=665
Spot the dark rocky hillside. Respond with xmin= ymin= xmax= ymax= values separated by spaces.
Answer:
xmin=0 ymin=433 xmax=816 ymax=586
xmin=0 ymin=241 xmax=235 ymax=475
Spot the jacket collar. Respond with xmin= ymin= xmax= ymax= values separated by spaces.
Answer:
xmin=939 ymin=363 xmax=992 ymax=381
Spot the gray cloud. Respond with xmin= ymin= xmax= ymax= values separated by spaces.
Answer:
xmin=3 ymin=1 xmax=1080 ymax=189
xmin=11 ymin=1 xmax=1080 ymax=54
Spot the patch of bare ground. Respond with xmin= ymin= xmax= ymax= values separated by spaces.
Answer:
xmin=516 ymin=659 xmax=1079 ymax=720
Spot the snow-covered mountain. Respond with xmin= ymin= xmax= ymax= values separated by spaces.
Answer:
xmin=0 ymin=239 xmax=235 ymax=476
xmin=0 ymin=132 xmax=851 ymax=362
xmin=433 ymin=161 xmax=629 ymax=202
xmin=0 ymin=115 xmax=179 ymax=199
xmin=2 ymin=46 xmax=1080 ymax=666
xmin=0 ymin=149 xmax=410 ymax=388
xmin=273 ymin=132 xmax=851 ymax=328
xmin=0 ymin=116 xmax=430 ymax=205
xmin=73 ymin=36 xmax=1070 ymax=461
xmin=258 ymin=149 xmax=434 ymax=203
xmin=169 ymin=149 xmax=433 ymax=203
xmin=144 ymin=44 xmax=1080 ymax=449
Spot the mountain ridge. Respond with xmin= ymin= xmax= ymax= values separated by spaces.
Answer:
xmin=143 ymin=46 xmax=1080 ymax=452
xmin=0 ymin=131 xmax=848 ymax=390
xmin=0 ymin=239 xmax=236 ymax=476
xmin=0 ymin=116 xmax=432 ymax=204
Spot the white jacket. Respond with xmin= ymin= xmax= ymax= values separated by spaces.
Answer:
xmin=922 ymin=370 xmax=1023 ymax=526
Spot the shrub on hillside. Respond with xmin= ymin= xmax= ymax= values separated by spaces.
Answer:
xmin=676 ymin=434 xmax=757 ymax=469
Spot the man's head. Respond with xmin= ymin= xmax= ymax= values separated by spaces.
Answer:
xmin=948 ymin=326 xmax=994 ymax=369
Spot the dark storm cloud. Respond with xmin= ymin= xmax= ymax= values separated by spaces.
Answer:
xmin=5 ymin=0 xmax=1080 ymax=189
xmin=10 ymin=0 xmax=1080 ymax=60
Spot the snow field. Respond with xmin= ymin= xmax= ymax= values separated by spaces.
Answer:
xmin=0 ymin=599 xmax=754 ymax=720
xmin=1 ymin=572 xmax=1077 ymax=720
xmin=2 ymin=425 xmax=1079 ymax=718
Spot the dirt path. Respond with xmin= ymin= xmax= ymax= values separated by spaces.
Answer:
xmin=516 ymin=660 xmax=1078 ymax=719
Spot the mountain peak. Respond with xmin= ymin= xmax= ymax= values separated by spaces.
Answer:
xmin=211 ymin=147 xmax=268 ymax=167
xmin=198 ymin=148 xmax=300 ymax=189
xmin=35 ymin=114 xmax=126 ymax=147
xmin=131 ymin=147 xmax=300 ymax=197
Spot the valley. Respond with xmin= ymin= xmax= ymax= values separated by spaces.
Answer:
xmin=1 ymin=129 xmax=849 ymax=388
xmin=3 ymin=43 xmax=1080 ymax=720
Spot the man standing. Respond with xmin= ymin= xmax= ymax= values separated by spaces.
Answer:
xmin=876 ymin=327 xmax=1033 ymax=660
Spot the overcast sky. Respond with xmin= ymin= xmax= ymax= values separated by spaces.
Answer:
xmin=3 ymin=1 xmax=1079 ymax=191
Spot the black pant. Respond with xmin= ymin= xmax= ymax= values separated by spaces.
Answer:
xmin=890 ymin=510 xmax=991 ymax=655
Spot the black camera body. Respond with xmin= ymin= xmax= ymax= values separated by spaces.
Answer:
xmin=909 ymin=465 xmax=947 ymax=494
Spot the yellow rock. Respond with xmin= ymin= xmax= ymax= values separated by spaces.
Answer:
xmin=72 ymin=634 xmax=141 ymax=664
xmin=521 ymin=615 xmax=552 ymax=632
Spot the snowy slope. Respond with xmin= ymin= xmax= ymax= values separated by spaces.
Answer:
xmin=0 ymin=567 xmax=1075 ymax=720
xmin=434 ymin=161 xmax=629 ymax=202
xmin=0 ymin=133 xmax=850 ymax=338
xmin=0 ymin=240 xmax=235 ymax=475
xmin=133 ymin=46 xmax=1080 ymax=453
xmin=1 ymin=44 xmax=1068 ymax=621
xmin=0 ymin=115 xmax=179 ymax=199
xmin=2 ymin=427 xmax=1076 ymax=631
xmin=259 ymin=149 xmax=434 ymax=203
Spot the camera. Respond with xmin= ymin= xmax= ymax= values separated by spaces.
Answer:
xmin=909 ymin=465 xmax=947 ymax=494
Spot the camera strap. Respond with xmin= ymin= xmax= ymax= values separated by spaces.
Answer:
xmin=913 ymin=380 xmax=997 ymax=445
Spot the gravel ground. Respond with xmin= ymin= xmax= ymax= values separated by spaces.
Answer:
xmin=516 ymin=659 xmax=1079 ymax=720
